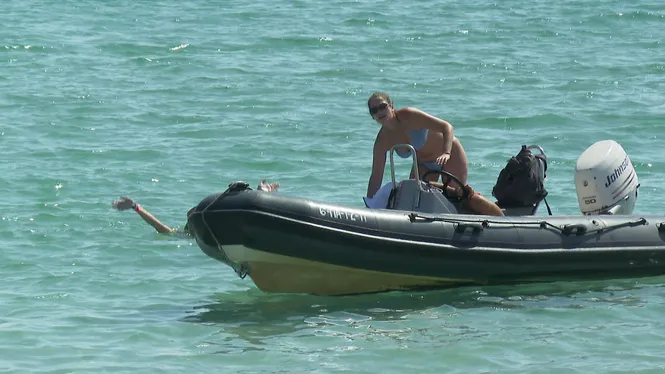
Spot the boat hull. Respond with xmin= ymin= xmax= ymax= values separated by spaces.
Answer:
xmin=221 ymin=245 xmax=472 ymax=295
xmin=188 ymin=184 xmax=665 ymax=295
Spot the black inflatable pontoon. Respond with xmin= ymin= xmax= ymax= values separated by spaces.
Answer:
xmin=187 ymin=144 xmax=664 ymax=296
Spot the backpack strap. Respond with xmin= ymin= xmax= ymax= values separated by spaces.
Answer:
xmin=534 ymin=153 xmax=548 ymax=175
xmin=543 ymin=197 xmax=553 ymax=216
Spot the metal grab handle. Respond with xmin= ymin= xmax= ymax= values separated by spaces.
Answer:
xmin=527 ymin=144 xmax=545 ymax=156
xmin=527 ymin=145 xmax=547 ymax=181
xmin=388 ymin=144 xmax=422 ymax=191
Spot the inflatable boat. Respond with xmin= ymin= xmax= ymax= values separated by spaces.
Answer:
xmin=186 ymin=140 xmax=661 ymax=296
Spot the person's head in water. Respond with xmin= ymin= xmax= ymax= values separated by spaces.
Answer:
xmin=367 ymin=91 xmax=396 ymax=125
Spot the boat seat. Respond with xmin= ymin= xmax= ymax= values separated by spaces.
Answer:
xmin=388 ymin=179 xmax=458 ymax=214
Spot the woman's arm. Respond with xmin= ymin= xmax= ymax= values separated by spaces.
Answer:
xmin=367 ymin=134 xmax=388 ymax=198
xmin=112 ymin=196 xmax=175 ymax=234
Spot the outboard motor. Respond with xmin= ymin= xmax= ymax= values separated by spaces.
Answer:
xmin=574 ymin=140 xmax=639 ymax=215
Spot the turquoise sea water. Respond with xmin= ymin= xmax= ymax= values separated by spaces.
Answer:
xmin=2 ymin=0 xmax=665 ymax=372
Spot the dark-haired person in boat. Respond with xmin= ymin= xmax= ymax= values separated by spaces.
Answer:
xmin=112 ymin=179 xmax=280 ymax=235
xmin=366 ymin=91 xmax=469 ymax=198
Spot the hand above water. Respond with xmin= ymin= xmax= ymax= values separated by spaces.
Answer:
xmin=257 ymin=179 xmax=280 ymax=192
xmin=112 ymin=196 xmax=137 ymax=211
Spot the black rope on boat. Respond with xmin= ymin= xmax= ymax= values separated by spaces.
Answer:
xmin=199 ymin=181 xmax=253 ymax=277
xmin=408 ymin=212 xmax=549 ymax=228
xmin=602 ymin=217 xmax=647 ymax=230
xmin=407 ymin=213 xmax=649 ymax=236
xmin=560 ymin=217 xmax=647 ymax=236
xmin=408 ymin=212 xmax=434 ymax=222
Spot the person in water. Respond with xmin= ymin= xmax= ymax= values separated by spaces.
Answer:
xmin=366 ymin=91 xmax=469 ymax=198
xmin=112 ymin=179 xmax=280 ymax=234
xmin=112 ymin=176 xmax=501 ymax=235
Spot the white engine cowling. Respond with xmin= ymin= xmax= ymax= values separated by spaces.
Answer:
xmin=574 ymin=140 xmax=639 ymax=215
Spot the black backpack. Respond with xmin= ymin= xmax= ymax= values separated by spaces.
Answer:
xmin=492 ymin=145 xmax=548 ymax=207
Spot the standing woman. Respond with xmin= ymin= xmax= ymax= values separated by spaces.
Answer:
xmin=366 ymin=91 xmax=469 ymax=198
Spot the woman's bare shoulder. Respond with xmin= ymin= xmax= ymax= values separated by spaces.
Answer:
xmin=396 ymin=107 xmax=428 ymax=122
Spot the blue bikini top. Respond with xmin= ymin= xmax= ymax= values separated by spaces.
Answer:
xmin=395 ymin=128 xmax=428 ymax=158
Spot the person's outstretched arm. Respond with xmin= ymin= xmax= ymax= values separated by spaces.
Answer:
xmin=112 ymin=180 xmax=280 ymax=234
xmin=112 ymin=196 xmax=175 ymax=234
